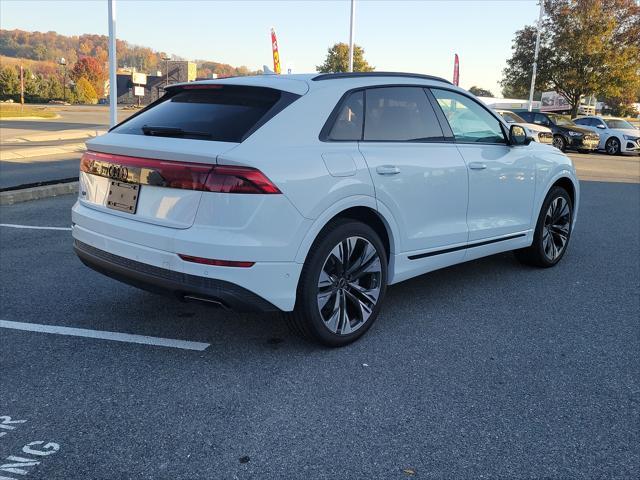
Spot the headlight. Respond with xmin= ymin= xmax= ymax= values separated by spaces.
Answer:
xmin=623 ymin=134 xmax=639 ymax=141
xmin=567 ymin=131 xmax=582 ymax=137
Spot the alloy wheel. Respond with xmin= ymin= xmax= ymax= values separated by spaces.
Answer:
xmin=552 ymin=136 xmax=565 ymax=150
xmin=316 ymin=236 xmax=382 ymax=335
xmin=606 ymin=137 xmax=620 ymax=155
xmin=542 ymin=197 xmax=571 ymax=261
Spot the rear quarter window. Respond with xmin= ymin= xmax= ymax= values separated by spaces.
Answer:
xmin=113 ymin=85 xmax=298 ymax=142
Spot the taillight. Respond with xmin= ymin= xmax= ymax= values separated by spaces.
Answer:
xmin=204 ymin=165 xmax=281 ymax=194
xmin=80 ymin=151 xmax=280 ymax=194
xmin=178 ymin=254 xmax=254 ymax=268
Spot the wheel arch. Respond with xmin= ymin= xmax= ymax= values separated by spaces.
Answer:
xmin=294 ymin=196 xmax=399 ymax=269
xmin=551 ymin=176 xmax=576 ymax=207
xmin=541 ymin=171 xmax=580 ymax=228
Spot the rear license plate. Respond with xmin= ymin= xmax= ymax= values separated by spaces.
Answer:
xmin=107 ymin=181 xmax=139 ymax=213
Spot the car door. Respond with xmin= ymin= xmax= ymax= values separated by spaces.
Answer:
xmin=356 ymin=86 xmax=469 ymax=257
xmin=430 ymin=88 xmax=536 ymax=244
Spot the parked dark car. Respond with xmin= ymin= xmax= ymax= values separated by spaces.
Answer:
xmin=518 ymin=112 xmax=599 ymax=152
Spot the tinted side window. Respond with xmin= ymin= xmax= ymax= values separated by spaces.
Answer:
xmin=364 ymin=87 xmax=444 ymax=142
xmin=431 ymin=89 xmax=505 ymax=144
xmin=519 ymin=111 xmax=534 ymax=122
xmin=573 ymin=117 xmax=587 ymax=125
xmin=327 ymin=91 xmax=364 ymax=141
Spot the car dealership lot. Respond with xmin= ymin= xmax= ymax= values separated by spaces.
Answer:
xmin=0 ymin=182 xmax=638 ymax=479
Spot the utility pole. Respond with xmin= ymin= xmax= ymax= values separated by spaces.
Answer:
xmin=348 ymin=0 xmax=355 ymax=72
xmin=108 ymin=0 xmax=117 ymax=127
xmin=20 ymin=65 xmax=24 ymax=106
xmin=528 ymin=1 xmax=544 ymax=112
xmin=163 ymin=57 xmax=170 ymax=87
xmin=59 ymin=58 xmax=67 ymax=102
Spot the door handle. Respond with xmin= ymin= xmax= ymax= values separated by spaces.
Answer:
xmin=376 ymin=165 xmax=400 ymax=175
xmin=468 ymin=162 xmax=487 ymax=170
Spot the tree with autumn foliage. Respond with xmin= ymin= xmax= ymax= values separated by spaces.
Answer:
xmin=70 ymin=56 xmax=106 ymax=96
xmin=74 ymin=77 xmax=98 ymax=104
xmin=501 ymin=0 xmax=640 ymax=117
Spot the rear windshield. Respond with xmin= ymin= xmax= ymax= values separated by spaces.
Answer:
xmin=112 ymin=85 xmax=294 ymax=142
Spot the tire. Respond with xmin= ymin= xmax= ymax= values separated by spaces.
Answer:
xmin=552 ymin=135 xmax=566 ymax=151
xmin=286 ymin=219 xmax=388 ymax=347
xmin=514 ymin=186 xmax=573 ymax=268
xmin=605 ymin=137 xmax=621 ymax=155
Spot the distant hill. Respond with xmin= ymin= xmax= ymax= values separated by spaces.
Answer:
xmin=0 ymin=29 xmax=259 ymax=78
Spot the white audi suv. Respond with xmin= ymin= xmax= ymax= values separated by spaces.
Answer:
xmin=72 ymin=72 xmax=579 ymax=346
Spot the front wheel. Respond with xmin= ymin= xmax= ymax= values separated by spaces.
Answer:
xmin=514 ymin=186 xmax=573 ymax=268
xmin=552 ymin=135 xmax=566 ymax=151
xmin=286 ymin=219 xmax=387 ymax=346
xmin=605 ymin=137 xmax=621 ymax=155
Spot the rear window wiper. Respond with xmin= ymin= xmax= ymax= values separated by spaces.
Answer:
xmin=141 ymin=125 xmax=212 ymax=138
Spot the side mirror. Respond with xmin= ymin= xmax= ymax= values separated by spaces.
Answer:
xmin=510 ymin=124 xmax=532 ymax=146
xmin=597 ymin=124 xmax=606 ymax=129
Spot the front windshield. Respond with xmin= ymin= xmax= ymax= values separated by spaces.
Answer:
xmin=499 ymin=111 xmax=525 ymax=123
xmin=548 ymin=114 xmax=574 ymax=126
xmin=604 ymin=119 xmax=635 ymax=129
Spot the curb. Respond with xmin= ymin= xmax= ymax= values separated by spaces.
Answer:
xmin=4 ymin=128 xmax=104 ymax=143
xmin=0 ymin=143 xmax=86 ymax=161
xmin=0 ymin=181 xmax=78 ymax=205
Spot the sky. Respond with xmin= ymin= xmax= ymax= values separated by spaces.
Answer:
xmin=0 ymin=0 xmax=541 ymax=95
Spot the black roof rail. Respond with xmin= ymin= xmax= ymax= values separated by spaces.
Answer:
xmin=312 ymin=72 xmax=453 ymax=84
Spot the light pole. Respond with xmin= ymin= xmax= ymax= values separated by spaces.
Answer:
xmin=162 ymin=56 xmax=171 ymax=87
xmin=348 ymin=0 xmax=356 ymax=72
xmin=528 ymin=1 xmax=544 ymax=112
xmin=108 ymin=0 xmax=117 ymax=127
xmin=59 ymin=57 xmax=67 ymax=102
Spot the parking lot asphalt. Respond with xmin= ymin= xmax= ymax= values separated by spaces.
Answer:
xmin=0 ymin=181 xmax=638 ymax=479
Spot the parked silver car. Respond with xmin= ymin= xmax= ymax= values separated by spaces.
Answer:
xmin=573 ymin=116 xmax=639 ymax=155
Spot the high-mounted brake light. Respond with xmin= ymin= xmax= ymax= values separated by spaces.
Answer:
xmin=181 ymin=84 xmax=224 ymax=90
xmin=178 ymin=254 xmax=254 ymax=268
xmin=80 ymin=151 xmax=281 ymax=194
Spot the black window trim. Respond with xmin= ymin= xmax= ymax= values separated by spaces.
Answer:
xmin=319 ymin=84 xmax=452 ymax=144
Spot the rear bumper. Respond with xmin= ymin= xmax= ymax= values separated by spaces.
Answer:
xmin=74 ymin=240 xmax=280 ymax=312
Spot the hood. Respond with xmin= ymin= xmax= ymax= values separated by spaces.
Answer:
xmin=611 ymin=128 xmax=640 ymax=137
xmin=520 ymin=122 xmax=551 ymax=133
xmin=557 ymin=124 xmax=593 ymax=135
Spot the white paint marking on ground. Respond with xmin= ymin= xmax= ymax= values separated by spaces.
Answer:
xmin=0 ymin=320 xmax=210 ymax=351
xmin=0 ymin=224 xmax=72 ymax=231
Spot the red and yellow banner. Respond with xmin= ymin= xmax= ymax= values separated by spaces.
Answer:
xmin=271 ymin=28 xmax=281 ymax=74
xmin=453 ymin=53 xmax=459 ymax=86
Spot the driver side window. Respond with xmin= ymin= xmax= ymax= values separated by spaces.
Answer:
xmin=431 ymin=89 xmax=505 ymax=144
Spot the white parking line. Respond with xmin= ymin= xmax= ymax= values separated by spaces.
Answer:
xmin=0 ymin=224 xmax=72 ymax=231
xmin=0 ymin=320 xmax=210 ymax=351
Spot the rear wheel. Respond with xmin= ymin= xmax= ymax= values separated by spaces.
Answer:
xmin=514 ymin=186 xmax=573 ymax=268
xmin=287 ymin=219 xmax=387 ymax=346
xmin=605 ymin=137 xmax=621 ymax=155
xmin=552 ymin=135 xmax=566 ymax=151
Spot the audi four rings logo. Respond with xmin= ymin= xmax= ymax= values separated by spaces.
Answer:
xmin=100 ymin=164 xmax=129 ymax=181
